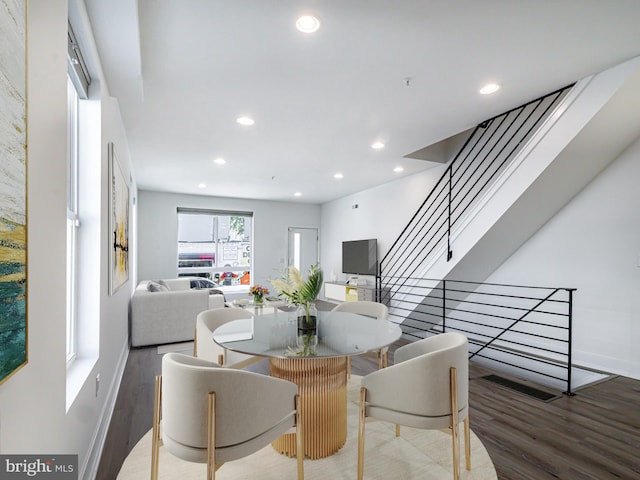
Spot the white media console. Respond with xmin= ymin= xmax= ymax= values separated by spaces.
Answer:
xmin=324 ymin=281 xmax=375 ymax=303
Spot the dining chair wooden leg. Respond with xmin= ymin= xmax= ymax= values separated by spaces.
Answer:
xmin=450 ymin=367 xmax=460 ymax=480
xmin=150 ymin=375 xmax=162 ymax=480
xmin=206 ymin=393 xmax=225 ymax=479
xmin=357 ymin=387 xmax=367 ymax=480
xmin=464 ymin=415 xmax=471 ymax=471
xmin=193 ymin=329 xmax=198 ymax=357
xmin=395 ymin=424 xmax=401 ymax=437
xmin=295 ymin=395 xmax=304 ymax=480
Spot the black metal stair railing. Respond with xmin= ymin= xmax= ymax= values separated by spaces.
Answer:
xmin=383 ymin=276 xmax=576 ymax=395
xmin=376 ymin=84 xmax=578 ymax=394
xmin=378 ymin=84 xmax=574 ymax=295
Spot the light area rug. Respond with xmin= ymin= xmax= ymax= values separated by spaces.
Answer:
xmin=117 ymin=376 xmax=497 ymax=480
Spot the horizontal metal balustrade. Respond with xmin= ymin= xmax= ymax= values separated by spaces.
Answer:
xmin=379 ymin=277 xmax=575 ymax=394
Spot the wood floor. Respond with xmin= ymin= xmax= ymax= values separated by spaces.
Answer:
xmin=96 ymin=343 xmax=640 ymax=480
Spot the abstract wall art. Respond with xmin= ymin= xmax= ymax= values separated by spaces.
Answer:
xmin=108 ymin=143 xmax=129 ymax=295
xmin=0 ymin=0 xmax=27 ymax=385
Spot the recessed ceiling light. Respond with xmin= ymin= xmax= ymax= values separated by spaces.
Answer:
xmin=296 ymin=15 xmax=320 ymax=33
xmin=236 ymin=116 xmax=255 ymax=126
xmin=393 ymin=166 xmax=404 ymax=173
xmin=198 ymin=183 xmax=206 ymax=188
xmin=294 ymin=192 xmax=302 ymax=197
xmin=334 ymin=173 xmax=344 ymax=179
xmin=371 ymin=141 xmax=385 ymax=150
xmin=213 ymin=157 xmax=226 ymax=165
xmin=479 ymin=83 xmax=500 ymax=95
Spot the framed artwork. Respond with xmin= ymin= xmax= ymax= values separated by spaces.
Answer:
xmin=0 ymin=0 xmax=27 ymax=385
xmin=108 ymin=143 xmax=129 ymax=295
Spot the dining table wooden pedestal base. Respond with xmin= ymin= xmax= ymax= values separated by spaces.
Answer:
xmin=270 ymin=356 xmax=348 ymax=459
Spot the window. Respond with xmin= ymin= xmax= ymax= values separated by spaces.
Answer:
xmin=66 ymin=76 xmax=79 ymax=364
xmin=66 ymin=21 xmax=101 ymax=409
xmin=66 ymin=23 xmax=92 ymax=366
xmin=177 ymin=210 xmax=253 ymax=288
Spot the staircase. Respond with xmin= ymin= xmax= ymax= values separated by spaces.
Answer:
xmin=377 ymin=56 xmax=640 ymax=392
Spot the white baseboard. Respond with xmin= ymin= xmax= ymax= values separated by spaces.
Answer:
xmin=82 ymin=339 xmax=130 ymax=480
xmin=574 ymin=348 xmax=640 ymax=381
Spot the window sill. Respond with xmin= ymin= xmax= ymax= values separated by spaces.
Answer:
xmin=66 ymin=355 xmax=98 ymax=412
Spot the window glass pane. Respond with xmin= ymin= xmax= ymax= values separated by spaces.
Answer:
xmin=67 ymin=77 xmax=78 ymax=213
xmin=66 ymin=216 xmax=77 ymax=363
xmin=293 ymin=233 xmax=301 ymax=270
xmin=177 ymin=211 xmax=252 ymax=287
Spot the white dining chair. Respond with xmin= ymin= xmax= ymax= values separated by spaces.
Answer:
xmin=331 ymin=301 xmax=390 ymax=376
xmin=194 ymin=307 xmax=259 ymax=369
xmin=358 ymin=332 xmax=470 ymax=480
xmin=151 ymin=352 xmax=304 ymax=480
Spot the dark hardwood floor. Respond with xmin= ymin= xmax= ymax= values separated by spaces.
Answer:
xmin=96 ymin=343 xmax=640 ymax=480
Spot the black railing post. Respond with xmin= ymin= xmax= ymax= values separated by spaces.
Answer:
xmin=563 ymin=288 xmax=576 ymax=396
xmin=442 ymin=280 xmax=447 ymax=333
xmin=447 ymin=169 xmax=453 ymax=261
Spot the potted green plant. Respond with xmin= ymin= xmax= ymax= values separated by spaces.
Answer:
xmin=271 ymin=264 xmax=323 ymax=355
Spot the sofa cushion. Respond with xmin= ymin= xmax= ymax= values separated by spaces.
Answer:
xmin=208 ymin=293 xmax=225 ymax=310
xmin=131 ymin=288 xmax=210 ymax=347
xmin=160 ymin=278 xmax=191 ymax=291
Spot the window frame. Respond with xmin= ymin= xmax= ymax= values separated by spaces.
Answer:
xmin=66 ymin=76 xmax=80 ymax=365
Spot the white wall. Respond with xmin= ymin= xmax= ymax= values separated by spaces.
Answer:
xmin=137 ymin=191 xmax=321 ymax=288
xmin=320 ymin=165 xmax=447 ymax=285
xmin=0 ymin=2 xmax=135 ymax=478
xmin=0 ymin=0 xmax=68 ymax=456
xmin=483 ymin=137 xmax=640 ymax=379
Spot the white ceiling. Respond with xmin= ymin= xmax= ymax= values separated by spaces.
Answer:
xmin=83 ymin=0 xmax=640 ymax=204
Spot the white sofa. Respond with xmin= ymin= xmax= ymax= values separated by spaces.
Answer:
xmin=130 ymin=278 xmax=226 ymax=347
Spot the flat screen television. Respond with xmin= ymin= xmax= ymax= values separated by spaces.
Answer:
xmin=342 ymin=239 xmax=378 ymax=276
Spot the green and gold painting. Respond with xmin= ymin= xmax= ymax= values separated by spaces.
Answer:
xmin=0 ymin=0 xmax=27 ymax=385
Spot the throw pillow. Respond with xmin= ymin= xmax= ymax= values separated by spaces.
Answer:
xmin=147 ymin=281 xmax=168 ymax=292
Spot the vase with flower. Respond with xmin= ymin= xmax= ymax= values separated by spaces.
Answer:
xmin=271 ymin=264 xmax=323 ymax=356
xmin=249 ymin=284 xmax=269 ymax=306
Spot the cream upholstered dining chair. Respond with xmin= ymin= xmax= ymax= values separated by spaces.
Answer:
xmin=357 ymin=332 xmax=470 ymax=480
xmin=331 ymin=301 xmax=390 ymax=376
xmin=194 ymin=307 xmax=259 ymax=369
xmin=151 ymin=353 xmax=304 ymax=480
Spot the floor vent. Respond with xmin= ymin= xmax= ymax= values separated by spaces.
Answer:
xmin=482 ymin=374 xmax=558 ymax=402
